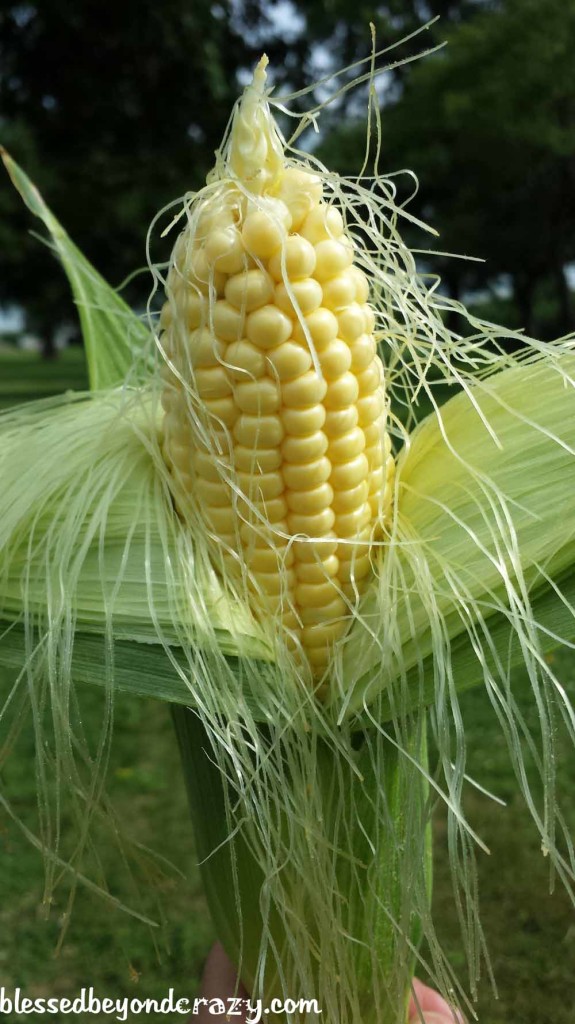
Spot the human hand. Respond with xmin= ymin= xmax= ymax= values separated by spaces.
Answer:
xmin=194 ymin=942 xmax=464 ymax=1023
xmin=408 ymin=977 xmax=465 ymax=1023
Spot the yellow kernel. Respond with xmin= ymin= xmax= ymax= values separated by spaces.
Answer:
xmin=256 ymin=593 xmax=297 ymax=616
xmin=330 ymin=453 xmax=369 ymax=490
xmin=164 ymin=406 xmax=189 ymax=438
xmin=242 ymin=209 xmax=287 ymax=259
xmin=321 ymin=273 xmax=356 ymax=310
xmin=348 ymin=265 xmax=370 ymax=303
xmin=251 ymin=570 xmax=297 ymax=596
xmin=286 ymin=482 xmax=333 ymax=514
xmin=357 ymin=391 xmax=385 ymax=425
xmin=281 ymin=431 xmax=328 ymax=463
xmin=265 ymin=341 xmax=312 ymax=381
xmin=238 ymin=470 xmax=284 ymax=501
xmin=366 ymin=443 xmax=384 ymax=469
xmin=349 ymin=334 xmax=376 ymax=372
xmin=291 ymin=307 xmax=339 ymax=348
xmin=313 ymin=238 xmax=354 ymax=282
xmin=160 ymin=381 xmax=179 ymax=414
xmin=274 ymin=279 xmax=323 ymax=317
xmin=287 ymin=507 xmax=336 ymax=536
xmin=182 ymin=292 xmax=207 ymax=330
xmin=318 ymin=339 xmax=352 ymax=379
xmin=275 ymin=168 xmax=323 ymax=231
xmin=204 ymin=506 xmax=237 ymax=533
xmin=191 ymin=450 xmax=229 ymax=482
xmin=195 ymin=198 xmax=237 ymax=238
xmin=323 ymin=406 xmax=359 ymax=437
xmin=194 ymin=366 xmax=233 ymax=399
xmin=234 ymin=446 xmax=282 ymax=473
xmin=363 ymin=421 xmax=384 ymax=447
xmin=296 ymin=554 xmax=339 ymax=584
xmin=302 ymin=621 xmax=346 ymax=650
xmin=281 ymin=404 xmax=326 ymax=435
xmin=299 ymin=596 xmax=346 ymax=625
xmin=281 ymin=620 xmax=301 ymax=649
xmin=204 ymin=226 xmax=246 ymax=274
xmin=159 ymin=302 xmax=173 ymax=330
xmin=336 ymin=525 xmax=371 ymax=560
xmin=292 ymin=534 xmax=338 ymax=562
xmin=331 ymin=480 xmax=369 ymax=513
xmin=203 ymin=396 xmax=238 ymax=428
xmin=357 ymin=359 xmax=383 ymax=395
xmin=225 ymin=269 xmax=274 ymax=311
xmin=189 ymin=329 xmax=226 ymax=368
xmin=189 ymin=249 xmax=226 ymax=295
xmin=306 ymin=647 xmax=331 ymax=669
xmin=242 ymin=496 xmax=289 ymax=524
xmin=212 ymin=300 xmax=245 ymax=342
xmin=195 ymin=478 xmax=231 ymax=507
xmin=245 ymin=546 xmax=294 ymax=572
xmin=240 ymin=520 xmax=289 ymax=549
xmin=362 ymin=304 xmax=376 ymax=333
xmin=168 ymin=442 xmax=191 ymax=473
xmin=300 ymin=203 xmax=344 ymax=244
xmin=328 ymin=427 xmax=366 ymax=464
xmin=268 ymin=236 xmax=317 ymax=282
xmin=337 ymin=303 xmax=366 ymax=342
xmin=225 ymin=340 xmax=266 ymax=381
xmin=368 ymin=466 xmax=385 ymax=494
xmin=246 ymin=305 xmax=292 ymax=349
xmin=324 ymin=372 xmax=360 ymax=410
xmin=233 ymin=414 xmax=285 ymax=447
xmin=334 ymin=503 xmax=371 ymax=538
xmin=296 ymin=579 xmax=340 ymax=608
xmin=283 ymin=456 xmax=331 ymax=490
xmin=338 ymin=553 xmax=372 ymax=583
xmin=235 ymin=379 xmax=281 ymax=415
xmin=260 ymin=494 xmax=289 ymax=521
xmin=282 ymin=371 xmax=327 ymax=409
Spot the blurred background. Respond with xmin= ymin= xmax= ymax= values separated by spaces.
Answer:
xmin=1 ymin=1 xmax=574 ymax=1022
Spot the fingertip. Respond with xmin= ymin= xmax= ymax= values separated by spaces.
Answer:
xmin=408 ymin=978 xmax=464 ymax=1024
xmin=411 ymin=1015 xmax=459 ymax=1024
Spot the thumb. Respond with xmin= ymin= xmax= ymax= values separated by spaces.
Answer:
xmin=411 ymin=1015 xmax=459 ymax=1024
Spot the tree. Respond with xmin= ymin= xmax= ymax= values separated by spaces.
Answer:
xmin=0 ymin=1 xmax=257 ymax=351
xmin=319 ymin=0 xmax=575 ymax=338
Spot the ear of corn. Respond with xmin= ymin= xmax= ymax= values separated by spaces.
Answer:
xmin=160 ymin=56 xmax=394 ymax=681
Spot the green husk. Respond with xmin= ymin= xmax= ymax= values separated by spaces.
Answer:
xmin=1 ymin=147 xmax=151 ymax=390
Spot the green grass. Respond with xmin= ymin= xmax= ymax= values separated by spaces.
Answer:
xmin=0 ymin=347 xmax=88 ymax=409
xmin=1 ymin=351 xmax=574 ymax=1022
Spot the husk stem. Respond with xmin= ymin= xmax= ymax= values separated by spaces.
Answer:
xmin=172 ymin=703 xmax=432 ymax=1024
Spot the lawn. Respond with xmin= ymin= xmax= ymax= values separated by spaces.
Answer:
xmin=0 ymin=349 xmax=574 ymax=1022
xmin=0 ymin=346 xmax=89 ymax=409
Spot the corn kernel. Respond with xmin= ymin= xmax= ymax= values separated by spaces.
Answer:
xmin=246 ymin=305 xmax=292 ymax=349
xmin=225 ymin=269 xmax=274 ymax=311
xmin=268 ymin=236 xmax=317 ymax=281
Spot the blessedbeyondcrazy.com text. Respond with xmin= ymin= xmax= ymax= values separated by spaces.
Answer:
xmin=0 ymin=987 xmax=322 ymax=1021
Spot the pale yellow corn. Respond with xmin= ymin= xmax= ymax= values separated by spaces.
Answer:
xmin=160 ymin=59 xmax=394 ymax=678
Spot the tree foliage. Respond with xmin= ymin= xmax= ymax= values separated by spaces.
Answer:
xmin=321 ymin=0 xmax=575 ymax=337
xmin=0 ymin=1 xmax=256 ymax=339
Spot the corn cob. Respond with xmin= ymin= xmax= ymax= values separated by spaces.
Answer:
xmin=160 ymin=57 xmax=394 ymax=677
